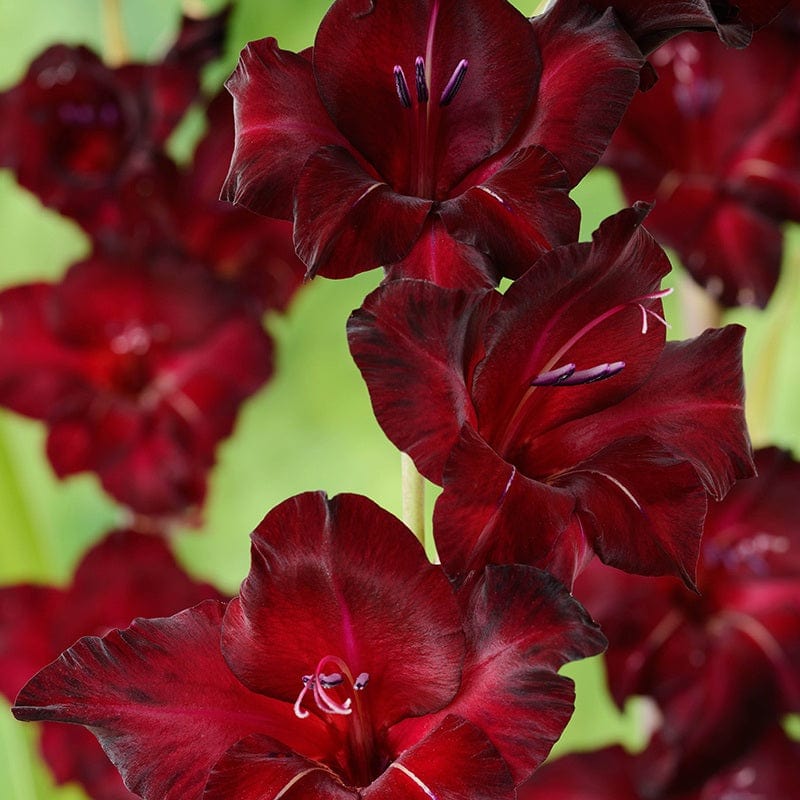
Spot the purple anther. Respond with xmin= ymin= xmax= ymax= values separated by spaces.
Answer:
xmin=530 ymin=363 xmax=576 ymax=386
xmin=439 ymin=59 xmax=469 ymax=106
xmin=353 ymin=672 xmax=370 ymax=691
xmin=415 ymin=56 xmax=429 ymax=102
xmin=320 ymin=673 xmax=343 ymax=689
xmin=394 ymin=65 xmax=412 ymax=108
xmin=559 ymin=361 xmax=626 ymax=385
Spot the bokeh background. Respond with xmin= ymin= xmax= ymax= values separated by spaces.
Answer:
xmin=1 ymin=0 xmax=798 ymax=797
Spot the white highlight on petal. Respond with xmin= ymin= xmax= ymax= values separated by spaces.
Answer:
xmin=590 ymin=470 xmax=642 ymax=510
xmin=389 ymin=763 xmax=438 ymax=799
xmin=476 ymin=185 xmax=508 ymax=208
xmin=274 ymin=768 xmax=321 ymax=800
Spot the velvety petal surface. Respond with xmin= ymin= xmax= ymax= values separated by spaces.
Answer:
xmin=518 ymin=0 xmax=643 ymax=186
xmin=222 ymin=37 xmax=350 ymax=219
xmin=13 ymin=602 xmax=319 ymax=800
xmin=533 ymin=327 xmax=753 ymax=500
xmin=313 ymin=0 xmax=539 ymax=198
xmin=439 ymin=146 xmax=580 ymax=278
xmin=473 ymin=205 xmax=669 ymax=453
xmin=383 ymin=217 xmax=503 ymax=288
xmin=40 ymin=724 xmax=139 ymax=800
xmin=366 ymin=716 xmax=515 ymax=800
xmin=203 ymin=735 xmax=356 ymax=800
xmin=0 ymin=529 xmax=224 ymax=799
xmin=392 ymin=566 xmax=606 ymax=782
xmin=221 ymin=492 xmax=465 ymax=728
xmin=433 ymin=426 xmax=576 ymax=580
xmin=348 ymin=280 xmax=498 ymax=483
xmin=552 ymin=436 xmax=708 ymax=585
xmin=293 ymin=146 xmax=431 ymax=278
xmin=578 ymin=0 xmax=790 ymax=51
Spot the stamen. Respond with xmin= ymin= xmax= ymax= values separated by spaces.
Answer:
xmin=439 ymin=59 xmax=469 ymax=106
xmin=293 ymin=677 xmax=313 ymax=719
xmin=414 ymin=57 xmax=428 ymax=103
xmin=354 ymin=672 xmax=370 ymax=691
xmin=531 ymin=361 xmax=625 ymax=387
xmin=293 ymin=657 xmax=369 ymax=719
xmin=393 ymin=65 xmax=411 ymax=108
xmin=530 ymin=363 xmax=576 ymax=386
xmin=320 ymin=673 xmax=343 ymax=688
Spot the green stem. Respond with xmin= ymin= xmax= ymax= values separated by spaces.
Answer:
xmin=401 ymin=452 xmax=425 ymax=550
xmin=102 ymin=0 xmax=129 ymax=67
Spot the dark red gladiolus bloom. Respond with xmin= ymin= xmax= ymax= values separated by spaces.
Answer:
xmin=0 ymin=10 xmax=228 ymax=230
xmin=13 ymin=492 xmax=605 ymax=800
xmin=0 ymin=529 xmax=223 ymax=800
xmin=223 ymin=0 xmax=644 ymax=287
xmin=0 ymin=255 xmax=273 ymax=517
xmin=518 ymin=726 xmax=800 ymax=799
xmin=603 ymin=23 xmax=800 ymax=308
xmin=348 ymin=206 xmax=753 ymax=588
xmin=579 ymin=0 xmax=791 ymax=52
xmin=574 ymin=447 xmax=800 ymax=794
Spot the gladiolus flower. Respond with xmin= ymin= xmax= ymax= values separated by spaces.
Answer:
xmin=13 ymin=492 xmax=605 ymax=799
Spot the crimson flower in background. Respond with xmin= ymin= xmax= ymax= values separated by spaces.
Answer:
xmin=574 ymin=448 xmax=800 ymax=794
xmin=580 ymin=0 xmax=791 ymax=51
xmin=170 ymin=91 xmax=306 ymax=315
xmin=349 ymin=206 xmax=753 ymax=587
xmin=518 ymin=726 xmax=800 ymax=799
xmin=0 ymin=10 xmax=228 ymax=230
xmin=0 ymin=529 xmax=223 ymax=800
xmin=0 ymin=255 xmax=273 ymax=517
xmin=223 ymin=0 xmax=644 ymax=287
xmin=603 ymin=19 xmax=800 ymax=308
xmin=13 ymin=492 xmax=604 ymax=799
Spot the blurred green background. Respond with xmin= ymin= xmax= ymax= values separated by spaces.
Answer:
xmin=0 ymin=0 xmax=798 ymax=797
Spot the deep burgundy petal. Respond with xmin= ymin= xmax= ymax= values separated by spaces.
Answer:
xmin=347 ymin=280 xmax=498 ymax=483
xmin=518 ymin=746 xmax=640 ymax=799
xmin=704 ymin=447 xmax=800 ymax=576
xmin=40 ymin=724 xmax=139 ymax=800
xmin=473 ymin=205 xmax=669 ymax=451
xmin=393 ymin=566 xmax=606 ymax=783
xmin=13 ymin=602 xmax=318 ymax=800
xmin=433 ymin=426 xmax=576 ymax=581
xmin=313 ymin=0 xmax=539 ymax=199
xmin=521 ymin=0 xmax=643 ymax=185
xmin=383 ymin=217 xmax=503 ymax=288
xmin=293 ymin=146 xmax=431 ymax=278
xmin=439 ymin=146 xmax=580 ymax=278
xmin=203 ymin=735 xmax=356 ymax=800
xmin=221 ymin=492 xmax=465 ymax=729
xmin=0 ymin=257 xmax=274 ymax=516
xmin=554 ymin=436 xmax=708 ymax=585
xmin=533 ymin=327 xmax=754 ymax=501
xmin=222 ymin=37 xmax=350 ymax=219
xmin=0 ymin=529 xmax=224 ymax=799
xmin=0 ymin=585 xmax=63 ymax=701
xmin=578 ymin=0 xmax=790 ymax=51
xmin=604 ymin=28 xmax=800 ymax=306
xmin=365 ymin=716 xmax=515 ymax=800
xmin=697 ymin=726 xmax=800 ymax=799
xmin=636 ymin=625 xmax=780 ymax=794
xmin=0 ymin=283 xmax=88 ymax=419
xmin=655 ymin=190 xmax=783 ymax=308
